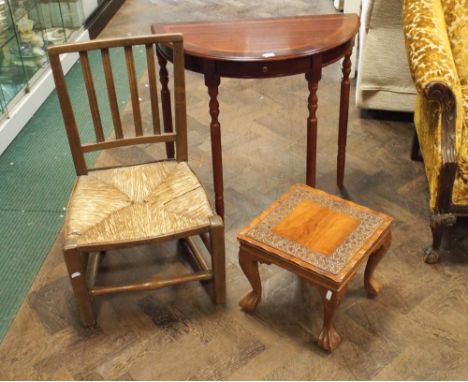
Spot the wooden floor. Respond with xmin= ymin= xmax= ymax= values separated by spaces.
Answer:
xmin=1 ymin=0 xmax=468 ymax=379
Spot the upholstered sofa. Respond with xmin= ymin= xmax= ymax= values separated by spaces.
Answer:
xmin=356 ymin=0 xmax=416 ymax=112
xmin=402 ymin=0 xmax=468 ymax=262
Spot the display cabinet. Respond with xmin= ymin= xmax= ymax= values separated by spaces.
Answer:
xmin=0 ymin=0 xmax=123 ymax=156
xmin=0 ymin=0 xmax=99 ymax=119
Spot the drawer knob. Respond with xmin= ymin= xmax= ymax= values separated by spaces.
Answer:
xmin=262 ymin=65 xmax=268 ymax=73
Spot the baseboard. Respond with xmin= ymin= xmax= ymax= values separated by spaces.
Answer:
xmin=0 ymin=30 xmax=90 ymax=157
xmin=86 ymin=0 xmax=125 ymax=39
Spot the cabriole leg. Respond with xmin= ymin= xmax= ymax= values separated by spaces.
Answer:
xmin=239 ymin=248 xmax=262 ymax=312
xmin=364 ymin=232 xmax=391 ymax=296
xmin=317 ymin=287 xmax=346 ymax=351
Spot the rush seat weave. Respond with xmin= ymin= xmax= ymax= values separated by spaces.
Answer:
xmin=64 ymin=161 xmax=214 ymax=248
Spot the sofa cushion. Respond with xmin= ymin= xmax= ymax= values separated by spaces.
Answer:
xmin=441 ymin=0 xmax=468 ymax=205
xmin=441 ymin=0 xmax=468 ymax=86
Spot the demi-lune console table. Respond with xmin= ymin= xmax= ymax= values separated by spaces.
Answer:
xmin=152 ymin=15 xmax=359 ymax=218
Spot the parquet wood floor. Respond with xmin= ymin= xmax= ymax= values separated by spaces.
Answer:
xmin=1 ymin=0 xmax=468 ymax=379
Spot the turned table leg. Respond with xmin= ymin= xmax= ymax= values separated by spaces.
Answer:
xmin=157 ymin=51 xmax=175 ymax=159
xmin=204 ymin=73 xmax=224 ymax=219
xmin=364 ymin=233 xmax=391 ymax=297
xmin=239 ymin=248 xmax=262 ymax=312
xmin=317 ymin=287 xmax=347 ymax=351
xmin=305 ymin=59 xmax=322 ymax=187
xmin=337 ymin=50 xmax=352 ymax=188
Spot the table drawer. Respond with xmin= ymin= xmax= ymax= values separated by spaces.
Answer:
xmin=216 ymin=57 xmax=312 ymax=79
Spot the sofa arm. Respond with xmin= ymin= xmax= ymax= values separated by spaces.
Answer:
xmin=428 ymin=82 xmax=459 ymax=209
xmin=402 ymin=0 xmax=460 ymax=94
xmin=403 ymin=0 xmax=465 ymax=211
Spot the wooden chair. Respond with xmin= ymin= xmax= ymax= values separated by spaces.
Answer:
xmin=48 ymin=34 xmax=226 ymax=327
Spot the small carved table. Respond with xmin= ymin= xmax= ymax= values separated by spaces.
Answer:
xmin=151 ymin=15 xmax=359 ymax=219
xmin=237 ymin=184 xmax=393 ymax=351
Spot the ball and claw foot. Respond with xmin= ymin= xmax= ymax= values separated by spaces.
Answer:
xmin=318 ymin=326 xmax=342 ymax=352
xmin=239 ymin=291 xmax=260 ymax=313
xmin=423 ymin=247 xmax=440 ymax=264
xmin=365 ymin=278 xmax=383 ymax=298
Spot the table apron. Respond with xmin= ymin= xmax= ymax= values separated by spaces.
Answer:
xmin=157 ymin=40 xmax=353 ymax=79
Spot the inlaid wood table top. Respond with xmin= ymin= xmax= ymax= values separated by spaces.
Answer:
xmin=238 ymin=185 xmax=393 ymax=283
xmin=151 ymin=14 xmax=359 ymax=62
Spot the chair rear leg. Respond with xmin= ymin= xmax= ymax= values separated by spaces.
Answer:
xmin=209 ymin=216 xmax=226 ymax=304
xmin=64 ymin=248 xmax=96 ymax=326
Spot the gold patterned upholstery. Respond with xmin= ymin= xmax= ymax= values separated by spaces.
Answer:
xmin=403 ymin=0 xmax=468 ymax=209
xmin=64 ymin=161 xmax=214 ymax=248
xmin=453 ymin=88 xmax=468 ymax=205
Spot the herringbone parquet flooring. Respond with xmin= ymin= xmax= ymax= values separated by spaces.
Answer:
xmin=1 ymin=0 xmax=468 ymax=379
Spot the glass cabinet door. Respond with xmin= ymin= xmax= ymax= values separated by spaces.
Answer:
xmin=9 ymin=0 xmax=49 ymax=81
xmin=0 ymin=0 xmax=29 ymax=115
xmin=40 ymin=0 xmax=87 ymax=45
xmin=0 ymin=0 xmax=116 ymax=122
xmin=0 ymin=83 xmax=7 ymax=116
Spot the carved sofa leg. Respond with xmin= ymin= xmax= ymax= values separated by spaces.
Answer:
xmin=410 ymin=130 xmax=422 ymax=162
xmin=424 ymin=213 xmax=456 ymax=264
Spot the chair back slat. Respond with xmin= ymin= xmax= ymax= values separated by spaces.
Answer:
xmin=172 ymin=40 xmax=188 ymax=162
xmin=101 ymin=48 xmax=123 ymax=139
xmin=124 ymin=45 xmax=143 ymax=136
xmin=79 ymin=51 xmax=105 ymax=142
xmin=145 ymin=43 xmax=161 ymax=134
xmin=48 ymin=34 xmax=187 ymax=174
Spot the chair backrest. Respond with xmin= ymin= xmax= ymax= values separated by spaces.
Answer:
xmin=48 ymin=34 xmax=187 ymax=175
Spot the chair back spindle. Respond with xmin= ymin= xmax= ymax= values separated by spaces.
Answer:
xmin=101 ymin=47 xmax=123 ymax=139
xmin=124 ymin=45 xmax=143 ymax=137
xmin=48 ymin=34 xmax=187 ymax=175
xmin=79 ymin=51 xmax=105 ymax=142
xmin=172 ymin=41 xmax=188 ymax=162
xmin=145 ymin=43 xmax=161 ymax=135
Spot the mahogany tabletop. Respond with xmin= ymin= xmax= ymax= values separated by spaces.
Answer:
xmin=150 ymin=14 xmax=360 ymax=220
xmin=151 ymin=14 xmax=359 ymax=62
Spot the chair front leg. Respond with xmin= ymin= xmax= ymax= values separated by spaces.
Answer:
xmin=209 ymin=216 xmax=226 ymax=304
xmin=64 ymin=248 xmax=96 ymax=326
